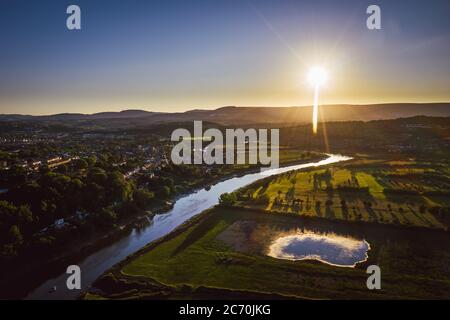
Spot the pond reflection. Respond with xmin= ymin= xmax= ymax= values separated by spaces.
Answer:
xmin=268 ymin=230 xmax=370 ymax=267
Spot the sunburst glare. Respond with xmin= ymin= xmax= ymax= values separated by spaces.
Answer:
xmin=308 ymin=66 xmax=328 ymax=134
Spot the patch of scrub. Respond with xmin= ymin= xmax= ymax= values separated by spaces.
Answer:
xmin=268 ymin=231 xmax=370 ymax=267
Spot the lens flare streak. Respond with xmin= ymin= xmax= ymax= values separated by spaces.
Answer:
xmin=313 ymin=85 xmax=319 ymax=134
xmin=308 ymin=67 xmax=327 ymax=134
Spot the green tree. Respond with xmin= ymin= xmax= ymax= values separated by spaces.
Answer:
xmin=89 ymin=167 xmax=107 ymax=185
xmin=219 ymin=193 xmax=237 ymax=207
xmin=156 ymin=185 xmax=171 ymax=198
xmin=17 ymin=205 xmax=33 ymax=224
xmin=133 ymin=189 xmax=155 ymax=209
xmin=8 ymin=225 xmax=23 ymax=245
xmin=107 ymin=171 xmax=132 ymax=203
xmin=73 ymin=158 xmax=88 ymax=170
xmin=96 ymin=207 xmax=117 ymax=227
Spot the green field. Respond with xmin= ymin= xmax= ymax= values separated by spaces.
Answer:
xmin=88 ymin=206 xmax=450 ymax=300
xmin=237 ymin=158 xmax=449 ymax=229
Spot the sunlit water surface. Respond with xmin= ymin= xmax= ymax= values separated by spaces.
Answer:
xmin=268 ymin=231 xmax=370 ymax=267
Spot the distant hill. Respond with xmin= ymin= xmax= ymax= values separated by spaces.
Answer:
xmin=0 ymin=109 xmax=156 ymax=122
xmin=0 ymin=103 xmax=449 ymax=126
xmin=170 ymin=103 xmax=450 ymax=125
xmin=89 ymin=110 xmax=158 ymax=119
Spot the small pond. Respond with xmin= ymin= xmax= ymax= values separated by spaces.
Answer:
xmin=268 ymin=231 xmax=370 ymax=267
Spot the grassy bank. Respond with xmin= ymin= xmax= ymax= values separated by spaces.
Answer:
xmin=87 ymin=206 xmax=450 ymax=300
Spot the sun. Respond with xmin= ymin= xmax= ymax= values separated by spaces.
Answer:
xmin=308 ymin=66 xmax=328 ymax=87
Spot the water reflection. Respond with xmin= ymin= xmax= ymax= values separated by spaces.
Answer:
xmin=268 ymin=230 xmax=370 ymax=267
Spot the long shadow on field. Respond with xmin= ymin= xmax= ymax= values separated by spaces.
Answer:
xmin=170 ymin=213 xmax=219 ymax=257
xmin=325 ymin=205 xmax=335 ymax=219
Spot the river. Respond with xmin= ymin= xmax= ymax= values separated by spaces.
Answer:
xmin=26 ymin=154 xmax=351 ymax=299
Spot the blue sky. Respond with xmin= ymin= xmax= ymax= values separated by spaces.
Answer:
xmin=1 ymin=0 xmax=449 ymax=114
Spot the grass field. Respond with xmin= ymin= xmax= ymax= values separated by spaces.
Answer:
xmin=88 ymin=207 xmax=450 ymax=300
xmin=237 ymin=158 xmax=449 ymax=229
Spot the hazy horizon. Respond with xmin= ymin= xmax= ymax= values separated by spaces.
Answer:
xmin=1 ymin=101 xmax=449 ymax=117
